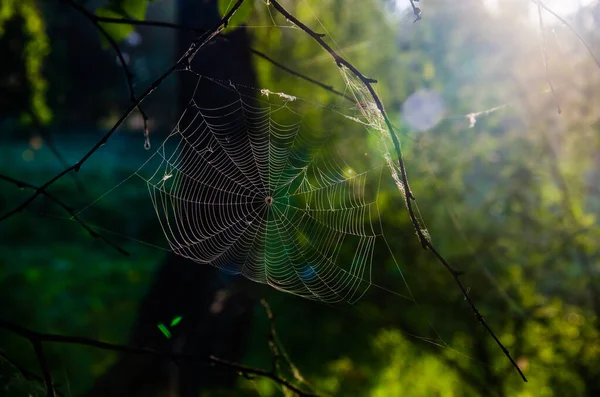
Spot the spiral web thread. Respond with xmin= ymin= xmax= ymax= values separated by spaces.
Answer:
xmin=136 ymin=74 xmax=412 ymax=304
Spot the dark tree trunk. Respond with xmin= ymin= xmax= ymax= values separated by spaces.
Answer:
xmin=87 ymin=1 xmax=259 ymax=395
xmin=87 ymin=256 xmax=256 ymax=397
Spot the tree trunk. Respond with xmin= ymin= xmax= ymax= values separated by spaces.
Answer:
xmin=87 ymin=1 xmax=258 ymax=395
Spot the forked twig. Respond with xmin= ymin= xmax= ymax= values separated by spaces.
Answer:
xmin=536 ymin=2 xmax=561 ymax=114
xmin=531 ymin=0 xmax=600 ymax=70
xmin=539 ymin=132 xmax=600 ymax=318
xmin=267 ymin=0 xmax=527 ymax=382
xmin=262 ymin=299 xmax=283 ymax=373
xmin=0 ymin=318 xmax=317 ymax=397
xmin=249 ymin=48 xmax=350 ymax=101
xmin=28 ymin=111 xmax=87 ymax=194
xmin=85 ymin=14 xmax=352 ymax=102
xmin=0 ymin=350 xmax=42 ymax=382
xmin=0 ymin=174 xmax=127 ymax=255
xmin=0 ymin=0 xmax=348 ymax=228
xmin=1 ymin=0 xmax=527 ymax=381
xmin=63 ymin=0 xmax=151 ymax=149
xmin=0 ymin=0 xmax=247 ymax=226
xmin=260 ymin=299 xmax=314 ymax=392
xmin=409 ymin=0 xmax=422 ymax=22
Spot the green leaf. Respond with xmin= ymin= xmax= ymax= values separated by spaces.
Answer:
xmin=95 ymin=8 xmax=134 ymax=44
xmin=106 ymin=0 xmax=149 ymax=20
xmin=121 ymin=0 xmax=148 ymax=20
xmin=94 ymin=0 xmax=149 ymax=44
xmin=218 ymin=0 xmax=254 ymax=33
xmin=170 ymin=316 xmax=182 ymax=327
xmin=157 ymin=323 xmax=172 ymax=339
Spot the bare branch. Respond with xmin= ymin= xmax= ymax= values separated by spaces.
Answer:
xmin=62 ymin=0 xmax=151 ymax=149
xmin=531 ymin=0 xmax=600 ymax=70
xmin=260 ymin=299 xmax=314 ymax=392
xmin=0 ymin=174 xmax=128 ymax=255
xmin=249 ymin=48 xmax=350 ymax=101
xmin=1 ymin=0 xmax=527 ymax=382
xmin=267 ymin=0 xmax=527 ymax=382
xmin=0 ymin=0 xmax=247 ymax=227
xmin=409 ymin=0 xmax=422 ymax=22
xmin=536 ymin=2 xmax=561 ymax=114
xmin=261 ymin=299 xmax=282 ymax=373
xmin=32 ymin=340 xmax=54 ymax=397
xmin=85 ymin=15 xmax=351 ymax=102
xmin=92 ymin=15 xmax=200 ymax=32
xmin=28 ymin=111 xmax=87 ymax=195
xmin=539 ymin=132 xmax=600 ymax=317
xmin=0 ymin=318 xmax=317 ymax=397
xmin=0 ymin=350 xmax=42 ymax=383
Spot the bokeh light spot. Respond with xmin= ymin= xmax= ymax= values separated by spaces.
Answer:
xmin=402 ymin=89 xmax=446 ymax=132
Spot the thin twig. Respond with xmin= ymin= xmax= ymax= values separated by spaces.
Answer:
xmin=28 ymin=111 xmax=87 ymax=195
xmin=260 ymin=299 xmax=314 ymax=391
xmin=0 ymin=0 xmax=247 ymax=226
xmin=539 ymin=132 xmax=600 ymax=317
xmin=261 ymin=299 xmax=282 ymax=373
xmin=92 ymin=15 xmax=199 ymax=32
xmin=515 ymin=79 xmax=600 ymax=320
xmin=0 ymin=174 xmax=128 ymax=255
xmin=531 ymin=0 xmax=600 ymax=70
xmin=0 ymin=350 xmax=44 ymax=386
xmin=249 ymin=49 xmax=350 ymax=101
xmin=446 ymin=208 xmax=524 ymax=315
xmin=409 ymin=0 xmax=422 ymax=22
xmin=0 ymin=320 xmax=57 ymax=397
xmin=2 ymin=0 xmax=527 ymax=381
xmin=63 ymin=0 xmax=151 ymax=149
xmin=536 ymin=2 xmax=561 ymax=114
xmin=268 ymin=0 xmax=527 ymax=382
xmin=32 ymin=340 xmax=54 ymax=397
xmin=87 ymin=15 xmax=351 ymax=102
xmin=0 ymin=318 xmax=317 ymax=397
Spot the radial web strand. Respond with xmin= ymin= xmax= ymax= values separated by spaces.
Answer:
xmin=134 ymin=75 xmax=412 ymax=304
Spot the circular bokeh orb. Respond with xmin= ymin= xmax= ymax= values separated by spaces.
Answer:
xmin=401 ymin=89 xmax=446 ymax=132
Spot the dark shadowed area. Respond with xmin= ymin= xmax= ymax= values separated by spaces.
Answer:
xmin=1 ymin=0 xmax=600 ymax=396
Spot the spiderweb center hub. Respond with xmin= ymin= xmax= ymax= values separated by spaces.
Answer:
xmin=265 ymin=196 xmax=274 ymax=206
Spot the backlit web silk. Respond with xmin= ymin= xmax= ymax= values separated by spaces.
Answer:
xmin=137 ymin=74 xmax=410 ymax=304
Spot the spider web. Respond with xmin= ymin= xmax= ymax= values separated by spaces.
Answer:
xmin=134 ymin=73 xmax=412 ymax=304
xmin=339 ymin=65 xmax=432 ymax=244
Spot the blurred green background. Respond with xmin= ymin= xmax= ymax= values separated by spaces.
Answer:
xmin=1 ymin=0 xmax=600 ymax=396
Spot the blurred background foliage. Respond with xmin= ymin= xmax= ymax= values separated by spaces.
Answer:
xmin=1 ymin=0 xmax=600 ymax=396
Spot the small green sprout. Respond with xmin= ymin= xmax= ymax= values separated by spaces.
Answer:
xmin=157 ymin=323 xmax=172 ymax=339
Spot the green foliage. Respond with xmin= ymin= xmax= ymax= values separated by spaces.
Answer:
xmin=242 ymin=1 xmax=600 ymax=395
xmin=0 ymin=0 xmax=52 ymax=124
xmin=369 ymin=330 xmax=461 ymax=397
xmin=2 ymin=0 xmax=600 ymax=396
xmin=112 ymin=0 xmax=148 ymax=20
xmin=0 ymin=139 xmax=164 ymax=395
xmin=0 ymin=355 xmax=46 ymax=397
xmin=155 ymin=316 xmax=182 ymax=339
xmin=95 ymin=8 xmax=134 ymax=44
xmin=95 ymin=0 xmax=151 ymax=43
xmin=156 ymin=323 xmax=172 ymax=339
xmin=218 ymin=0 xmax=254 ymax=33
xmin=170 ymin=315 xmax=182 ymax=327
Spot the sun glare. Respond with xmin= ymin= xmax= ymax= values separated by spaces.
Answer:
xmin=483 ymin=0 xmax=595 ymax=21
xmin=394 ymin=0 xmax=596 ymax=21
